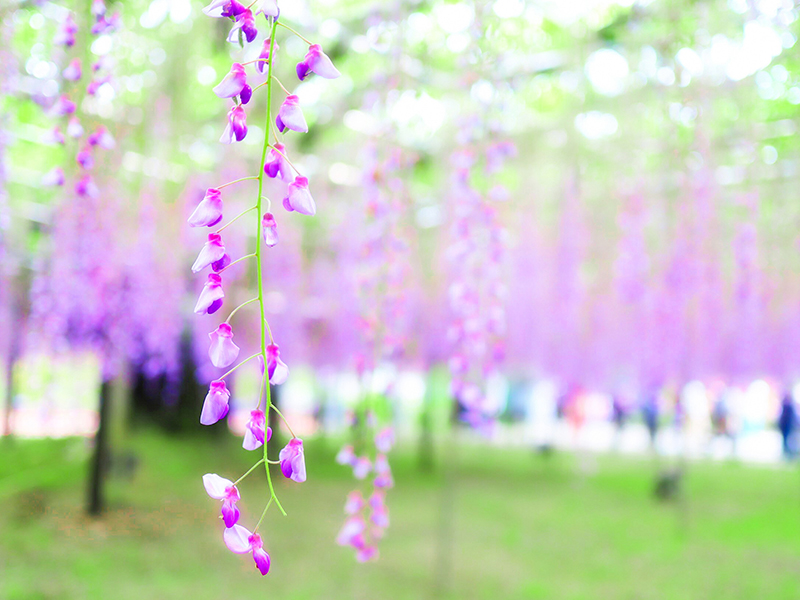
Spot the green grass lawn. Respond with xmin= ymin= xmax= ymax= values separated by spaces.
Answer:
xmin=1 ymin=431 xmax=799 ymax=600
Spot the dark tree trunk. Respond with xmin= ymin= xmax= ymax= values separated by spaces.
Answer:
xmin=87 ymin=380 xmax=111 ymax=516
xmin=268 ymin=383 xmax=281 ymax=473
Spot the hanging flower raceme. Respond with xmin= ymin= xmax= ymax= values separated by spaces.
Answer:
xmin=194 ymin=3 xmax=343 ymax=575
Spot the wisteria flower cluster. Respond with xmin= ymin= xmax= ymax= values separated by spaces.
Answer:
xmin=192 ymin=0 xmax=339 ymax=576
xmin=40 ymin=2 xmax=118 ymax=197
xmin=333 ymin=143 xmax=415 ymax=562
xmin=446 ymin=128 xmax=515 ymax=433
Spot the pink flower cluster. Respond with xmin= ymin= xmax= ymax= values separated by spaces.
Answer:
xmin=446 ymin=135 xmax=515 ymax=432
xmin=41 ymin=2 xmax=119 ymax=198
xmin=335 ymin=424 xmax=395 ymax=562
xmin=194 ymin=0 xmax=340 ymax=576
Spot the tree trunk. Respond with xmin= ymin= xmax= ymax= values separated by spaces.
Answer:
xmin=87 ymin=379 xmax=111 ymax=516
xmin=268 ymin=383 xmax=281 ymax=474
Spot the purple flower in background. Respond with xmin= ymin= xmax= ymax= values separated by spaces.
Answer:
xmin=282 ymin=176 xmax=316 ymax=216
xmin=54 ymin=14 xmax=78 ymax=47
xmin=374 ymin=427 xmax=394 ymax=453
xmin=213 ymin=63 xmax=247 ymax=99
xmin=194 ymin=273 xmax=225 ymax=315
xmin=208 ymin=323 xmax=240 ymax=368
xmin=374 ymin=454 xmax=393 ymax=489
xmin=262 ymin=212 xmax=278 ymax=247
xmin=87 ymin=126 xmax=116 ymax=150
xmin=296 ymin=44 xmax=340 ymax=81
xmin=336 ymin=516 xmax=365 ymax=548
xmin=92 ymin=0 xmax=106 ymax=17
xmin=224 ymin=525 xmax=271 ymax=575
xmin=43 ymin=127 xmax=65 ymax=145
xmin=188 ymin=188 xmax=223 ymax=228
xmin=356 ymin=545 xmax=379 ymax=563
xmin=220 ymin=106 xmax=248 ymax=144
xmin=344 ymin=490 xmax=364 ymax=515
xmin=75 ymin=175 xmax=99 ymax=198
xmin=264 ymin=143 xmax=292 ymax=181
xmin=67 ymin=117 xmax=84 ymax=139
xmin=41 ymin=167 xmax=65 ymax=187
xmin=265 ymin=343 xmax=288 ymax=385
xmin=203 ymin=473 xmax=240 ymax=527
xmin=76 ymin=144 xmax=93 ymax=170
xmin=353 ymin=456 xmax=371 ymax=480
xmin=279 ymin=438 xmax=306 ymax=483
xmin=50 ymin=95 xmax=76 ymax=117
xmin=276 ymin=95 xmax=308 ymax=133
xmin=200 ymin=380 xmax=230 ymax=425
xmin=335 ymin=445 xmax=356 ymax=466
xmin=63 ymin=58 xmax=82 ymax=81
xmin=243 ymin=410 xmax=271 ymax=451
xmin=192 ymin=233 xmax=227 ymax=273
xmin=256 ymin=38 xmax=278 ymax=74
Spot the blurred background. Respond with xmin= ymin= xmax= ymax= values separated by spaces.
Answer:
xmin=2 ymin=0 xmax=800 ymax=598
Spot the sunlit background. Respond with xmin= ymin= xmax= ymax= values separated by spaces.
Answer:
xmin=2 ymin=0 xmax=800 ymax=598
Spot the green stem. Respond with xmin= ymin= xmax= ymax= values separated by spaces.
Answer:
xmin=216 ymin=205 xmax=257 ymax=234
xmin=257 ymin=17 xmax=286 ymax=518
xmin=225 ymin=297 xmax=258 ymax=324
xmin=219 ymin=352 xmax=259 ymax=380
xmin=233 ymin=458 xmax=265 ymax=486
xmin=217 ymin=175 xmax=258 ymax=189
xmin=267 ymin=144 xmax=303 ymax=176
xmin=253 ymin=496 xmax=273 ymax=533
xmin=270 ymin=404 xmax=297 ymax=439
xmin=277 ymin=21 xmax=313 ymax=45
xmin=271 ymin=75 xmax=290 ymax=95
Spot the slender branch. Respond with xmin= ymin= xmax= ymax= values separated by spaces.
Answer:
xmin=264 ymin=318 xmax=274 ymax=344
xmin=215 ymin=205 xmax=257 ymax=234
xmin=277 ymin=21 xmax=312 ymax=45
xmin=271 ymin=75 xmax=290 ymax=95
xmin=218 ymin=253 xmax=255 ymax=274
xmin=258 ymin=17 xmax=287 ymax=519
xmin=270 ymin=404 xmax=297 ymax=439
xmin=219 ymin=352 xmax=260 ymax=380
xmin=255 ymin=372 xmax=265 ymax=410
xmin=241 ymin=58 xmax=271 ymax=67
xmin=225 ymin=297 xmax=258 ymax=324
xmin=233 ymin=458 xmax=265 ymax=487
xmin=217 ymin=175 xmax=258 ymax=190
xmin=253 ymin=496 xmax=273 ymax=533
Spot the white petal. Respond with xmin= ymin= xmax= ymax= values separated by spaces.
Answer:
xmin=224 ymin=524 xmax=253 ymax=553
xmin=202 ymin=473 xmax=232 ymax=499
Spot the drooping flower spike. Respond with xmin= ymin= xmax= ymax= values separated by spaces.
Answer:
xmin=203 ymin=474 xmax=241 ymax=527
xmin=224 ymin=525 xmax=271 ymax=575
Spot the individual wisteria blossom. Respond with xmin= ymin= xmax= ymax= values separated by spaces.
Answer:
xmin=262 ymin=212 xmax=278 ymax=247
xmin=296 ymin=44 xmax=341 ymax=80
xmin=200 ymin=380 xmax=231 ymax=425
xmin=336 ymin=445 xmax=356 ymax=466
xmin=213 ymin=63 xmax=247 ymax=99
xmin=208 ymin=323 xmax=240 ymax=368
xmin=243 ymin=410 xmax=271 ymax=451
xmin=50 ymin=95 xmax=76 ymax=117
xmin=87 ymin=126 xmax=116 ymax=150
xmin=220 ymin=105 xmax=248 ymax=144
xmin=67 ymin=117 xmax=83 ymax=139
xmin=224 ymin=525 xmax=271 ymax=575
xmin=43 ymin=127 xmax=65 ymax=145
xmin=191 ymin=233 xmax=227 ymax=273
xmin=188 ymin=188 xmax=223 ymax=228
xmin=41 ymin=167 xmax=65 ymax=187
xmin=194 ymin=273 xmax=224 ymax=315
xmin=279 ymin=438 xmax=306 ymax=483
xmin=264 ymin=143 xmax=292 ymax=181
xmin=75 ymin=174 xmax=99 ymax=198
xmin=203 ymin=474 xmax=241 ymax=527
xmin=62 ymin=58 xmax=82 ymax=81
xmin=76 ymin=144 xmax=93 ymax=170
xmin=282 ymin=176 xmax=315 ymax=215
xmin=265 ymin=343 xmax=289 ymax=385
xmin=54 ymin=13 xmax=78 ymax=47
xmin=276 ymin=95 xmax=308 ymax=133
xmin=194 ymin=2 xmax=343 ymax=575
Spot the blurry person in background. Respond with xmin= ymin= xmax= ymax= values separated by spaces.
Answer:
xmin=642 ymin=387 xmax=660 ymax=453
xmin=611 ymin=394 xmax=627 ymax=451
xmin=778 ymin=391 xmax=797 ymax=460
